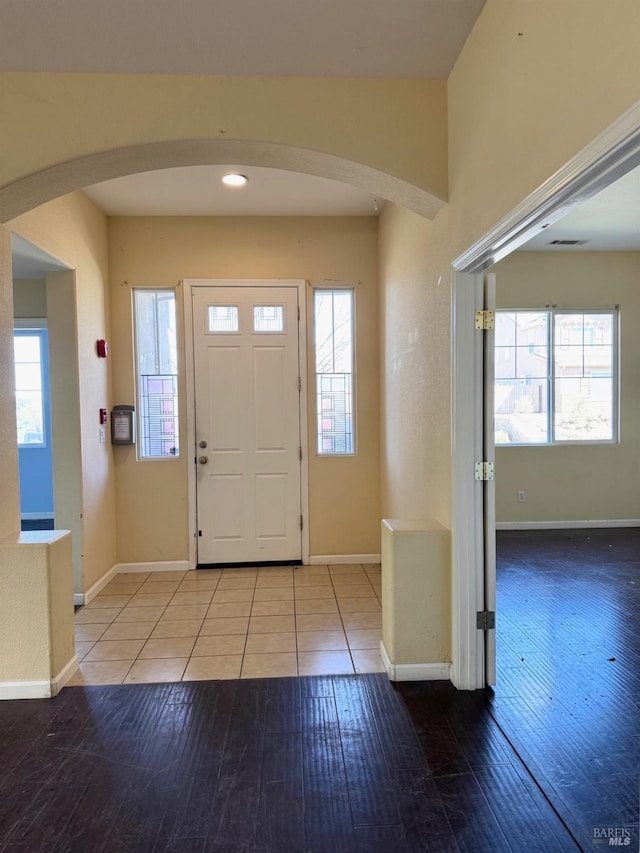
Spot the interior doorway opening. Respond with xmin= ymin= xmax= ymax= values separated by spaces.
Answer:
xmin=451 ymin=100 xmax=640 ymax=690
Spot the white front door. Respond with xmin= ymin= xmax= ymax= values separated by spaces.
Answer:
xmin=192 ymin=285 xmax=302 ymax=565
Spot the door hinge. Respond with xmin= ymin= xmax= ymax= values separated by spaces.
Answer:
xmin=297 ymin=305 xmax=301 ymax=321
xmin=297 ymin=376 xmax=302 ymax=392
xmin=474 ymin=461 xmax=494 ymax=481
xmin=475 ymin=309 xmax=495 ymax=330
xmin=299 ymin=446 xmax=303 ymax=462
xmin=300 ymin=514 xmax=304 ymax=530
xmin=477 ymin=610 xmax=496 ymax=630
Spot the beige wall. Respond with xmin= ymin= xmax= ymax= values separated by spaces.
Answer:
xmin=0 ymin=530 xmax=74 ymax=686
xmin=9 ymin=193 xmax=117 ymax=590
xmin=493 ymin=251 xmax=640 ymax=523
xmin=378 ymin=204 xmax=452 ymax=525
xmin=0 ymin=76 xmax=447 ymax=220
xmin=108 ymin=216 xmax=380 ymax=560
xmin=46 ymin=270 xmax=85 ymax=590
xmin=448 ymin=0 xmax=640 ymax=253
xmin=13 ymin=278 xmax=46 ymax=317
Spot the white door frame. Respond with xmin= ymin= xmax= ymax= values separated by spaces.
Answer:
xmin=450 ymin=99 xmax=640 ymax=690
xmin=183 ymin=278 xmax=309 ymax=569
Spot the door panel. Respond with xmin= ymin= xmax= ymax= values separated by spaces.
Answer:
xmin=193 ymin=286 xmax=302 ymax=564
xmin=211 ymin=475 xmax=243 ymax=541
xmin=208 ymin=348 xmax=242 ymax=449
xmin=253 ymin=348 xmax=286 ymax=449
xmin=255 ymin=474 xmax=287 ymax=537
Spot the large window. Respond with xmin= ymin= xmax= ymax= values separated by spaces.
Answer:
xmin=314 ymin=289 xmax=354 ymax=454
xmin=14 ymin=329 xmax=46 ymax=446
xmin=495 ymin=309 xmax=618 ymax=445
xmin=133 ymin=289 xmax=179 ymax=458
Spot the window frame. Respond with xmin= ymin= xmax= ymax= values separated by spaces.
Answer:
xmin=313 ymin=286 xmax=356 ymax=456
xmin=495 ymin=307 xmax=619 ymax=447
xmin=132 ymin=287 xmax=180 ymax=460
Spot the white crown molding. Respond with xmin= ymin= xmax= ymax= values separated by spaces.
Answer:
xmin=454 ymin=100 xmax=640 ymax=273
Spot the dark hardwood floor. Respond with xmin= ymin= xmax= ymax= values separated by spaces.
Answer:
xmin=492 ymin=528 xmax=640 ymax=852
xmin=0 ymin=676 xmax=576 ymax=853
xmin=0 ymin=528 xmax=637 ymax=852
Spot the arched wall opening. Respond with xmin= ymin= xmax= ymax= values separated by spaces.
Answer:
xmin=0 ymin=129 xmax=448 ymax=697
xmin=0 ymin=139 xmax=446 ymax=225
xmin=3 ymin=138 xmax=443 ymax=590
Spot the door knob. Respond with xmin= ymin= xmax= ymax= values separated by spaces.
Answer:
xmin=199 ymin=440 xmax=208 ymax=448
xmin=198 ymin=456 xmax=208 ymax=465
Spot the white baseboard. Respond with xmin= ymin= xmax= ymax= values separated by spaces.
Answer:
xmin=114 ymin=560 xmax=192 ymax=574
xmin=380 ymin=642 xmax=451 ymax=683
xmin=309 ymin=553 xmax=381 ymax=566
xmin=0 ymin=679 xmax=53 ymax=700
xmin=52 ymin=655 xmax=79 ymax=695
xmin=496 ymin=519 xmax=640 ymax=530
xmin=74 ymin=561 xmax=193 ymax=606
xmin=0 ymin=654 xmax=80 ymax=700
xmin=75 ymin=564 xmax=120 ymax=606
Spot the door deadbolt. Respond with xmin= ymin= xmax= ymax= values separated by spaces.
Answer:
xmin=198 ymin=456 xmax=208 ymax=465
xmin=199 ymin=440 xmax=207 ymax=448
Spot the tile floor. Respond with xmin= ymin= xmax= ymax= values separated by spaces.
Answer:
xmin=69 ymin=562 xmax=384 ymax=685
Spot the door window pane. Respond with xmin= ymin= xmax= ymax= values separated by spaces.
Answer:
xmin=253 ymin=305 xmax=284 ymax=333
xmin=494 ymin=312 xmax=549 ymax=444
xmin=553 ymin=313 xmax=615 ymax=442
xmin=495 ymin=378 xmax=549 ymax=444
xmin=208 ymin=305 xmax=239 ymax=333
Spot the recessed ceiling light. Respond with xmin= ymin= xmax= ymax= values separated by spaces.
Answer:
xmin=222 ymin=173 xmax=248 ymax=187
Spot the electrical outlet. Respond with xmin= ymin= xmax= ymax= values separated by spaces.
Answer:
xmin=518 ymin=491 xmax=526 ymax=503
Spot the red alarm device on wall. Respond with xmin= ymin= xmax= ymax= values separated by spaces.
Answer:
xmin=96 ymin=339 xmax=110 ymax=358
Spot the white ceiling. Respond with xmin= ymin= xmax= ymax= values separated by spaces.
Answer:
xmin=0 ymin=0 xmax=486 ymax=78
xmin=80 ymin=161 xmax=640 ymax=254
xmin=83 ymin=166 xmax=381 ymax=217
xmin=524 ymin=164 xmax=640 ymax=251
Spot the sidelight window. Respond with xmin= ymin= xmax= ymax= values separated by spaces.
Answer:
xmin=133 ymin=289 xmax=180 ymax=458
xmin=314 ymin=289 xmax=355 ymax=454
